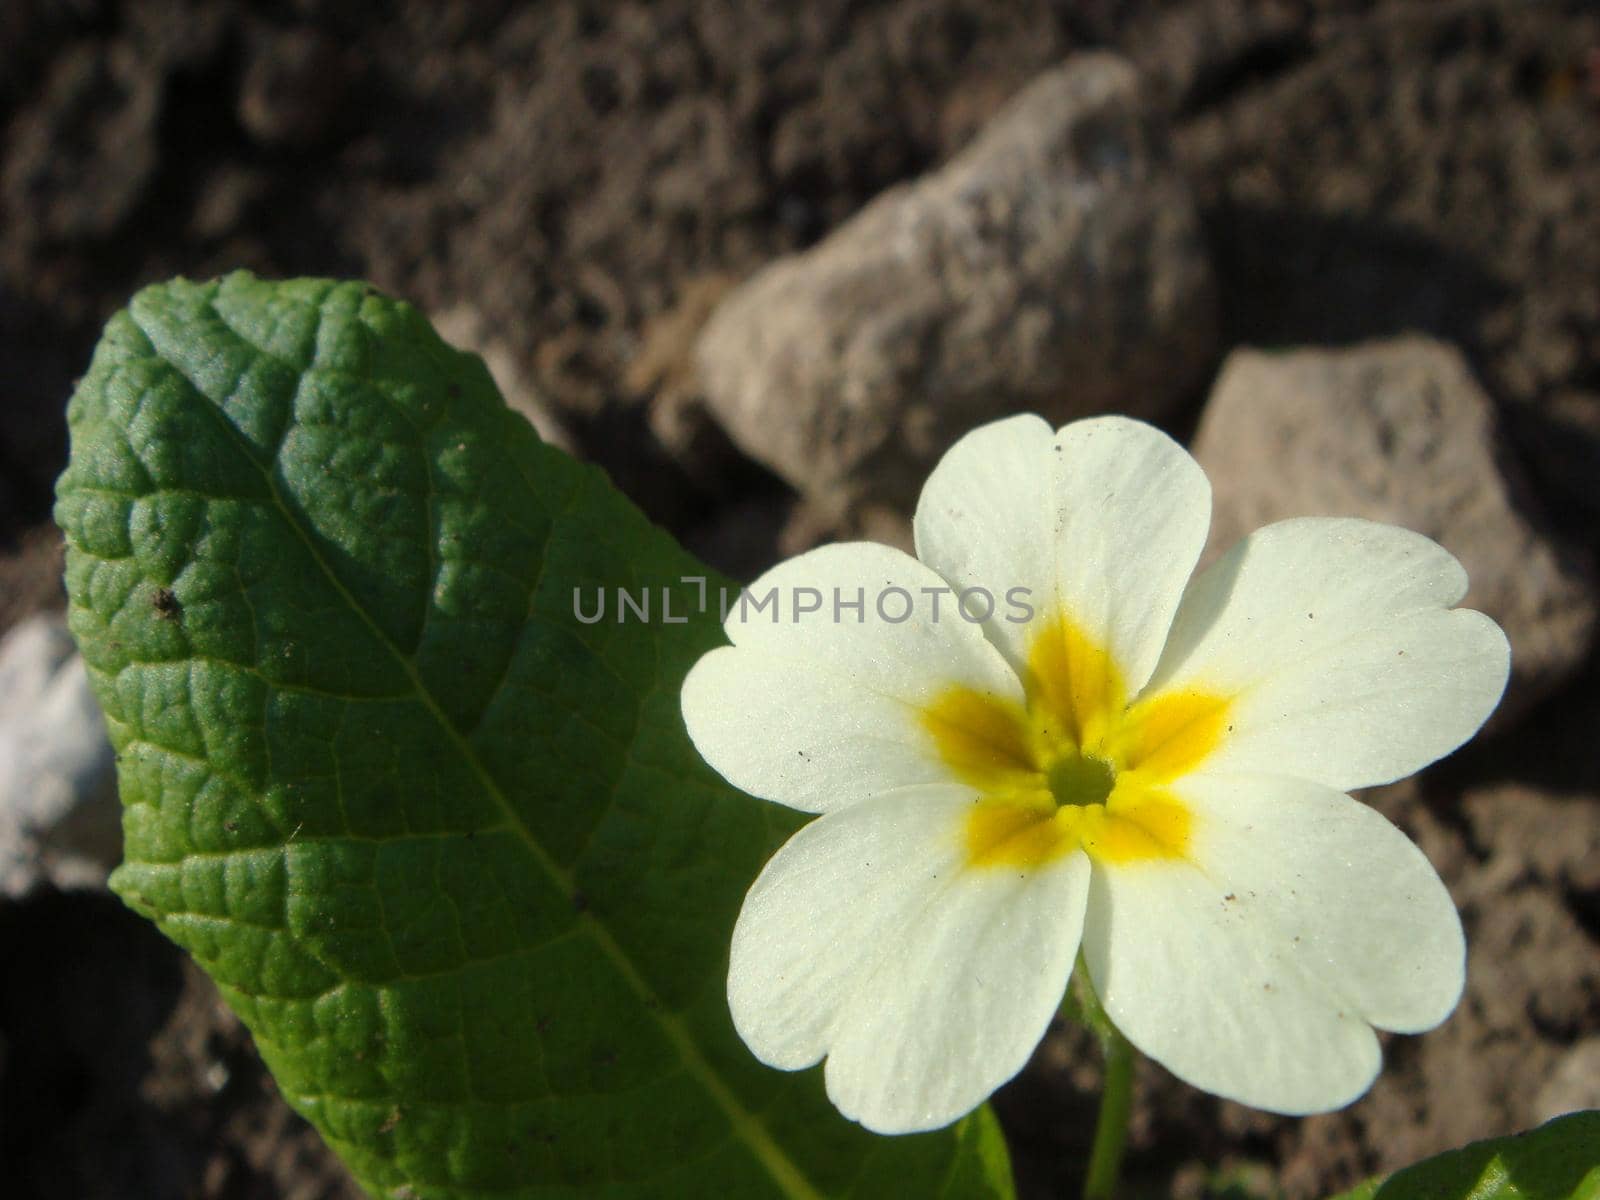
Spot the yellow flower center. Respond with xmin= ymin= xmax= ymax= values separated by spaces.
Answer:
xmin=922 ymin=614 xmax=1230 ymax=870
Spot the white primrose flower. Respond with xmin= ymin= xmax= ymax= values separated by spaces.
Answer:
xmin=680 ymin=415 xmax=1509 ymax=1136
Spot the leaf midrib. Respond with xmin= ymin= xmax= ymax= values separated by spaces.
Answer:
xmin=149 ymin=301 xmax=825 ymax=1200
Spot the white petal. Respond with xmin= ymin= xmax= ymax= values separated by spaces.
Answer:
xmin=911 ymin=413 xmax=1056 ymax=674
xmin=682 ymin=541 xmax=1022 ymax=813
xmin=1082 ymin=772 xmax=1464 ymax=1114
xmin=914 ymin=414 xmax=1210 ymax=693
xmin=728 ymin=790 xmax=1090 ymax=1133
xmin=1189 ymin=772 xmax=1465 ymax=1030
xmin=1146 ymin=518 xmax=1510 ymax=791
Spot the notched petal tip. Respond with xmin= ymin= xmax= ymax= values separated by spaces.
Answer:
xmin=1088 ymin=772 xmax=1468 ymax=1114
xmin=727 ymin=793 xmax=1090 ymax=1137
xmin=1150 ymin=517 xmax=1516 ymax=791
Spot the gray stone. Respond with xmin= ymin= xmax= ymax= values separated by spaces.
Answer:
xmin=0 ymin=614 xmax=120 ymax=896
xmin=696 ymin=53 xmax=1216 ymax=510
xmin=1194 ymin=337 xmax=1596 ymax=720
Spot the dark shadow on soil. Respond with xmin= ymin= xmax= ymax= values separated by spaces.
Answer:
xmin=0 ymin=888 xmax=184 ymax=1200
xmin=0 ymin=287 xmax=78 ymax=542
xmin=1441 ymin=646 xmax=1600 ymax=798
xmin=1202 ymin=202 xmax=1511 ymax=358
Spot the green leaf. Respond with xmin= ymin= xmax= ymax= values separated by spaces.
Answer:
xmin=1329 ymin=1111 xmax=1600 ymax=1200
xmin=55 ymin=272 xmax=1016 ymax=1200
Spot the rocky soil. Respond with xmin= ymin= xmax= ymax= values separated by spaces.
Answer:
xmin=2 ymin=1 xmax=1598 ymax=1197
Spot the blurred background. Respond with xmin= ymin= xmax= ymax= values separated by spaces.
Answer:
xmin=1 ymin=2 xmax=1597 ymax=1196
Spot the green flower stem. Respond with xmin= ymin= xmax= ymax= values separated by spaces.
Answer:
xmin=1065 ymin=963 xmax=1136 ymax=1200
xmin=1083 ymin=1022 xmax=1134 ymax=1200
